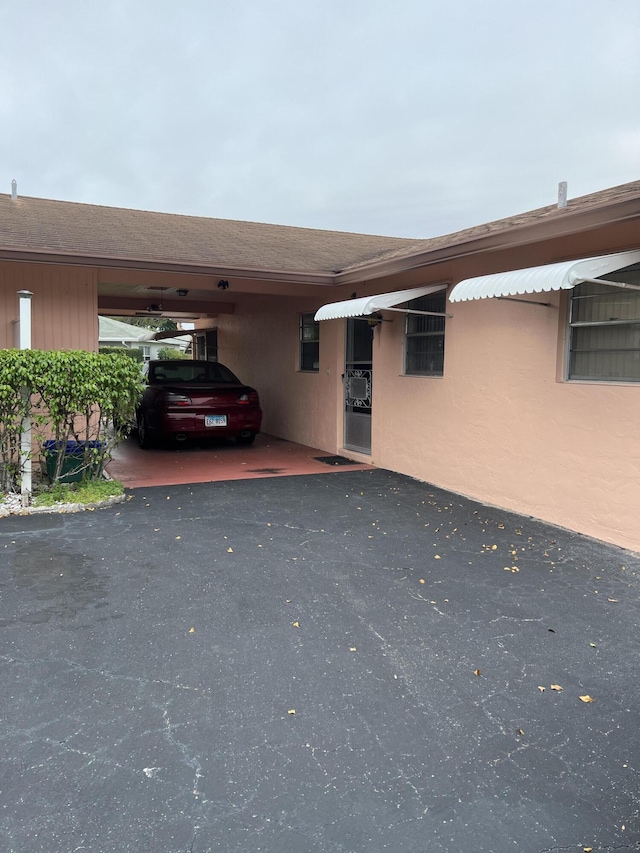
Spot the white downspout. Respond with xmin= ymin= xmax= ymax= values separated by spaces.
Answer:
xmin=18 ymin=291 xmax=33 ymax=506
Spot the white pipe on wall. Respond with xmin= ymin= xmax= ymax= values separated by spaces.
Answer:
xmin=18 ymin=291 xmax=33 ymax=504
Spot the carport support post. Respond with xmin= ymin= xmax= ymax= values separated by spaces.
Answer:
xmin=18 ymin=291 xmax=33 ymax=506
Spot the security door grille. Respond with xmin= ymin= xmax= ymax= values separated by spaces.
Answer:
xmin=344 ymin=319 xmax=373 ymax=453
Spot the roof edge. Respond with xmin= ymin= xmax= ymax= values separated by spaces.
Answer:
xmin=0 ymin=248 xmax=338 ymax=286
xmin=334 ymin=193 xmax=640 ymax=285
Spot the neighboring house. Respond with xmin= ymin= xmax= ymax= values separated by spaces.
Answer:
xmin=98 ymin=315 xmax=191 ymax=360
xmin=1 ymin=181 xmax=639 ymax=551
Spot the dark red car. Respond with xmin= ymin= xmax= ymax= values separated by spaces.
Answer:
xmin=136 ymin=360 xmax=262 ymax=448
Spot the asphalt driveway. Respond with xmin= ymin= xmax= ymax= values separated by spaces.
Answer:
xmin=2 ymin=470 xmax=640 ymax=852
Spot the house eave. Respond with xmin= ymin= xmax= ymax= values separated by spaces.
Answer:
xmin=0 ymin=247 xmax=338 ymax=286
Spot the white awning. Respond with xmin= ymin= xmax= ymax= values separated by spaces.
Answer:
xmin=314 ymin=284 xmax=447 ymax=321
xmin=448 ymin=250 xmax=640 ymax=303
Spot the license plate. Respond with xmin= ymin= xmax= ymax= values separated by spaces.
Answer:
xmin=205 ymin=415 xmax=227 ymax=427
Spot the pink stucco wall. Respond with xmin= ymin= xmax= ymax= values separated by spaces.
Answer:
xmin=373 ymin=289 xmax=640 ymax=552
xmin=212 ymin=293 xmax=343 ymax=454
xmin=0 ymin=262 xmax=98 ymax=351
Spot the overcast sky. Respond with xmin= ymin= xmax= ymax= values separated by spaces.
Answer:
xmin=1 ymin=0 xmax=639 ymax=238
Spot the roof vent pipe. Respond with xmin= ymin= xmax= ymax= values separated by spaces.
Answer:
xmin=557 ymin=181 xmax=567 ymax=209
xmin=11 ymin=179 xmax=17 ymax=200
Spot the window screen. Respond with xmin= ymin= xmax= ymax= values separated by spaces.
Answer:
xmin=300 ymin=313 xmax=320 ymax=372
xmin=568 ymin=265 xmax=640 ymax=382
xmin=404 ymin=292 xmax=446 ymax=376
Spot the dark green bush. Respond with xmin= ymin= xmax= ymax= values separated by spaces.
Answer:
xmin=0 ymin=349 xmax=144 ymax=492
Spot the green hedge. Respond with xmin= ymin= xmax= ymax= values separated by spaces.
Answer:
xmin=99 ymin=345 xmax=145 ymax=363
xmin=157 ymin=346 xmax=190 ymax=360
xmin=0 ymin=349 xmax=144 ymax=492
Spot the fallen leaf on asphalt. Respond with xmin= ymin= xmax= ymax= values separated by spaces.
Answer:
xmin=550 ymin=684 xmax=563 ymax=691
xmin=516 ymin=728 xmax=525 ymax=736
xmin=292 ymin=621 xmax=300 ymax=628
xmin=288 ymin=709 xmax=296 ymax=715
xmin=590 ymin=643 xmax=597 ymax=648
xmin=579 ymin=695 xmax=595 ymax=703
xmin=350 ymin=647 xmax=357 ymax=652
xmin=419 ymin=579 xmax=425 ymax=584
xmin=608 ymin=598 xmax=619 ymax=603
xmin=538 ymin=686 xmax=546 ymax=692
xmin=175 ymin=536 xmax=181 ymax=540
xmin=583 ymin=847 xmax=593 ymax=852
xmin=434 ymin=555 xmax=441 ymax=560
xmin=491 ymin=545 xmax=497 ymax=550
xmin=189 ymin=627 xmax=195 ymax=633
xmin=227 ymin=547 xmax=233 ymax=553
xmin=473 ymin=669 xmax=482 ymax=676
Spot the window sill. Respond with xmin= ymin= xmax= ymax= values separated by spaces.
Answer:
xmin=564 ymin=377 xmax=640 ymax=387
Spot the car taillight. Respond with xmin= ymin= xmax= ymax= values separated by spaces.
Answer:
xmin=165 ymin=392 xmax=192 ymax=407
xmin=236 ymin=391 xmax=259 ymax=405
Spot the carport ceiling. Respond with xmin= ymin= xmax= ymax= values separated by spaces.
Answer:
xmin=97 ymin=281 xmax=235 ymax=320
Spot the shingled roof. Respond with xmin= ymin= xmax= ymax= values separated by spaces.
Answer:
xmin=337 ymin=179 xmax=640 ymax=278
xmin=1 ymin=180 xmax=639 ymax=280
xmin=0 ymin=194 xmax=418 ymax=275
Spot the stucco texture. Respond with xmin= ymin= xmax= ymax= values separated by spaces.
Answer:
xmin=212 ymin=293 xmax=342 ymax=455
xmin=0 ymin=262 xmax=98 ymax=351
xmin=373 ymin=291 xmax=640 ymax=552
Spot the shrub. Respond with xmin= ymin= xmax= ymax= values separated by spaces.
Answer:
xmin=0 ymin=350 xmax=41 ymax=492
xmin=99 ymin=346 xmax=144 ymax=363
xmin=0 ymin=349 xmax=145 ymax=492
xmin=157 ymin=346 xmax=190 ymax=360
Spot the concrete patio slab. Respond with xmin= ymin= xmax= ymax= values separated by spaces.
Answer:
xmin=1 ymin=470 xmax=639 ymax=852
xmin=106 ymin=433 xmax=372 ymax=488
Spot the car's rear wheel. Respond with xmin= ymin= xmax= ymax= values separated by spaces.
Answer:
xmin=236 ymin=432 xmax=256 ymax=446
xmin=137 ymin=414 xmax=156 ymax=449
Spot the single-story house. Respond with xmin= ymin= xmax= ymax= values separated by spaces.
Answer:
xmin=98 ymin=315 xmax=191 ymax=359
xmin=1 ymin=181 xmax=639 ymax=551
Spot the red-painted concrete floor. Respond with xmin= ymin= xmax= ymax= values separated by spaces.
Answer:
xmin=106 ymin=432 xmax=373 ymax=488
